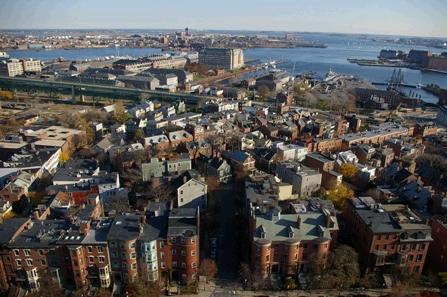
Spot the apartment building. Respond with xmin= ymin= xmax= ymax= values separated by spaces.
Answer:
xmin=199 ymin=48 xmax=244 ymax=70
xmin=343 ymin=197 xmax=432 ymax=275
xmin=107 ymin=215 xmax=141 ymax=283
xmin=160 ymin=208 xmax=200 ymax=284
xmin=250 ymin=205 xmax=338 ymax=278
xmin=0 ymin=59 xmax=41 ymax=77
xmin=275 ymin=161 xmax=322 ymax=198
xmin=141 ymin=155 xmax=192 ymax=181
xmin=429 ymin=218 xmax=447 ymax=273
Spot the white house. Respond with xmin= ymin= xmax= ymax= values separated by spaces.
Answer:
xmin=177 ymin=178 xmax=207 ymax=210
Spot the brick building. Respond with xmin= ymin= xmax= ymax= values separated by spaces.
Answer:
xmin=429 ymin=218 xmax=447 ymax=273
xmin=249 ymin=205 xmax=338 ymax=279
xmin=343 ymin=197 xmax=432 ymax=275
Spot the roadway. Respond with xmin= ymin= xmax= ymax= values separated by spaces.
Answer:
xmin=0 ymin=75 xmax=216 ymax=104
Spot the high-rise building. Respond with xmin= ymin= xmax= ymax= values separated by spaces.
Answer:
xmin=199 ymin=48 xmax=244 ymax=70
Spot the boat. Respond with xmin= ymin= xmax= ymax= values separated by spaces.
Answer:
xmin=324 ymin=69 xmax=339 ymax=82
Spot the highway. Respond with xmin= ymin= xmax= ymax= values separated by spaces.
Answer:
xmin=0 ymin=75 xmax=216 ymax=104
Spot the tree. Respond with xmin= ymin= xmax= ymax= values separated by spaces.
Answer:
xmin=239 ymin=263 xmax=253 ymax=289
xmin=113 ymin=101 xmax=131 ymax=123
xmin=325 ymin=182 xmax=354 ymax=209
xmin=200 ymin=259 xmax=218 ymax=282
xmin=59 ymin=150 xmax=71 ymax=163
xmin=151 ymin=182 xmax=174 ymax=202
xmin=134 ymin=128 xmax=145 ymax=142
xmin=26 ymin=270 xmax=64 ymax=297
xmin=125 ymin=278 xmax=160 ymax=297
xmin=0 ymin=90 xmax=13 ymax=101
xmin=257 ymin=85 xmax=271 ymax=101
xmin=339 ymin=163 xmax=358 ymax=179
xmin=309 ymin=245 xmax=360 ymax=290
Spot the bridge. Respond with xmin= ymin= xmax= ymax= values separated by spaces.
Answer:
xmin=0 ymin=76 xmax=215 ymax=105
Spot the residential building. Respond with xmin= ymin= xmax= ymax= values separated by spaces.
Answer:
xmin=343 ymin=197 xmax=432 ymax=275
xmin=199 ymin=48 xmax=244 ymax=70
xmin=222 ymin=151 xmax=256 ymax=173
xmin=250 ymin=204 xmax=338 ymax=278
xmin=177 ymin=178 xmax=207 ymax=210
xmin=141 ymin=155 xmax=192 ymax=181
xmin=275 ymin=161 xmax=322 ymax=198
xmin=429 ymin=218 xmax=447 ymax=273
xmin=162 ymin=208 xmax=200 ymax=284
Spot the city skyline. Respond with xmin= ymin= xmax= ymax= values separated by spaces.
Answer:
xmin=0 ymin=0 xmax=447 ymax=38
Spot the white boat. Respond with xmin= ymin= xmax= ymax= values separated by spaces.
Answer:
xmin=324 ymin=69 xmax=339 ymax=82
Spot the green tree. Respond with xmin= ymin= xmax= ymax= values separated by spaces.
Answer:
xmin=134 ymin=129 xmax=145 ymax=142
xmin=257 ymin=85 xmax=271 ymax=101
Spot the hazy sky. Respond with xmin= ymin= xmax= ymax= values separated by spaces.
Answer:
xmin=0 ymin=0 xmax=446 ymax=37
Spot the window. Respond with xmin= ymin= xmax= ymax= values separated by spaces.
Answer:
xmin=419 ymin=244 xmax=426 ymax=251
xmin=173 ymin=261 xmax=177 ymax=268
xmin=416 ymin=254 xmax=423 ymax=262
xmin=16 ymin=259 xmax=22 ymax=266
xmin=13 ymin=250 xmax=19 ymax=256
xmin=87 ymin=246 xmax=93 ymax=253
xmin=192 ymin=262 xmax=197 ymax=269
xmin=191 ymin=251 xmax=196 ymax=257
xmin=89 ymin=256 xmax=94 ymax=263
xmin=131 ymin=263 xmax=136 ymax=270
xmin=191 ymin=239 xmax=195 ymax=244
xmin=40 ymin=259 xmax=46 ymax=265
xmin=172 ymin=249 xmax=176 ymax=255
xmin=130 ymin=242 xmax=136 ymax=249
xmin=24 ymin=249 xmax=31 ymax=256
xmin=131 ymin=253 xmax=136 ymax=259
xmin=26 ymin=259 xmax=33 ymax=266
xmin=97 ymin=246 xmax=104 ymax=253
xmin=172 ymin=237 xmax=176 ymax=243
xmin=38 ymin=250 xmax=44 ymax=256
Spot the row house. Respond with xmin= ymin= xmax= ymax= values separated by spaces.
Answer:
xmin=250 ymin=205 xmax=338 ymax=278
xmin=343 ymin=197 xmax=432 ymax=276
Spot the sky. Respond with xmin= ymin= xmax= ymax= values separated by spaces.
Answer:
xmin=0 ymin=0 xmax=446 ymax=38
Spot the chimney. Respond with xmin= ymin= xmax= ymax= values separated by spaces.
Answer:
xmin=80 ymin=220 xmax=91 ymax=235
xmin=297 ymin=215 xmax=302 ymax=229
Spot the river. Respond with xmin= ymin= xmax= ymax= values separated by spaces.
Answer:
xmin=5 ymin=32 xmax=447 ymax=103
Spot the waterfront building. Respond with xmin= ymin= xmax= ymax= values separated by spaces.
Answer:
xmin=199 ymin=48 xmax=244 ymax=70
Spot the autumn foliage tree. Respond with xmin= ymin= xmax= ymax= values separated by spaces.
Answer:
xmin=339 ymin=163 xmax=358 ymax=179
xmin=325 ymin=182 xmax=354 ymax=209
xmin=200 ymin=259 xmax=218 ymax=282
